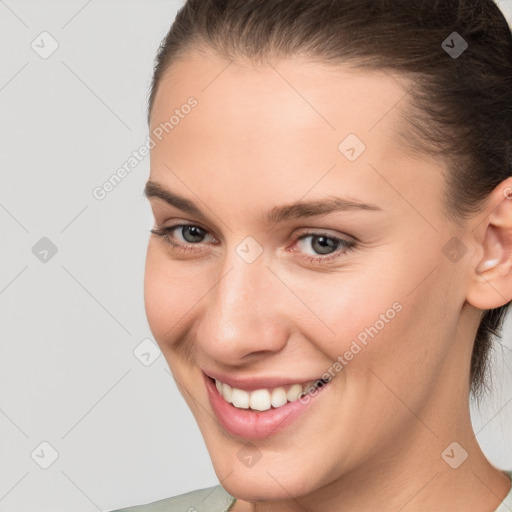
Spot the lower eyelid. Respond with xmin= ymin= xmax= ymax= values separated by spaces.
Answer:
xmin=292 ymin=241 xmax=355 ymax=260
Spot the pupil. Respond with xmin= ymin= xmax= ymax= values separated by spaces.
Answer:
xmin=312 ymin=235 xmax=336 ymax=255
xmin=183 ymin=226 xmax=204 ymax=243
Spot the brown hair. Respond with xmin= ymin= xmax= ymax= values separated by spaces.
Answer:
xmin=147 ymin=0 xmax=512 ymax=399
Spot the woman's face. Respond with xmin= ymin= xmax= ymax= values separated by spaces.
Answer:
xmin=144 ymin=48 xmax=478 ymax=501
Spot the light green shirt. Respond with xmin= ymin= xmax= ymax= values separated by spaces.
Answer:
xmin=110 ymin=484 xmax=236 ymax=512
xmin=110 ymin=470 xmax=512 ymax=512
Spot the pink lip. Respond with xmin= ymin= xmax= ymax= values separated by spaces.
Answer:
xmin=202 ymin=368 xmax=322 ymax=391
xmin=203 ymin=371 xmax=330 ymax=440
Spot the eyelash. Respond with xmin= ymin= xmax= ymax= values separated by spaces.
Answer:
xmin=150 ymin=224 xmax=356 ymax=264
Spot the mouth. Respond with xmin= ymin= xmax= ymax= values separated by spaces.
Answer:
xmin=203 ymin=371 xmax=331 ymax=440
xmin=210 ymin=375 xmax=328 ymax=411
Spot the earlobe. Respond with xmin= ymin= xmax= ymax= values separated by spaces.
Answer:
xmin=466 ymin=178 xmax=512 ymax=310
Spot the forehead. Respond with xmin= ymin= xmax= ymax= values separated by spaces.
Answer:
xmin=151 ymin=48 xmax=413 ymax=137
xmin=149 ymin=49 xmax=445 ymax=221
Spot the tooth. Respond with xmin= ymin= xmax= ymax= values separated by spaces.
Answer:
xmin=222 ymin=383 xmax=233 ymax=403
xmin=302 ymin=381 xmax=315 ymax=396
xmin=287 ymin=384 xmax=303 ymax=402
xmin=271 ymin=387 xmax=287 ymax=408
xmin=249 ymin=389 xmax=271 ymax=411
xmin=216 ymin=379 xmax=325 ymax=410
xmin=231 ymin=388 xmax=250 ymax=409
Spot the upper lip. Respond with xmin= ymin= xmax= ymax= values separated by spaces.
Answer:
xmin=202 ymin=368 xmax=323 ymax=391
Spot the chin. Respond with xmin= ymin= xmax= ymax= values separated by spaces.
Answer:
xmin=222 ymin=475 xmax=313 ymax=503
xmin=210 ymin=451 xmax=327 ymax=503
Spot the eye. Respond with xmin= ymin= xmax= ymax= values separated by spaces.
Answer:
xmin=290 ymin=232 xmax=355 ymax=263
xmin=150 ymin=224 xmax=356 ymax=264
xmin=150 ymin=223 xmax=216 ymax=253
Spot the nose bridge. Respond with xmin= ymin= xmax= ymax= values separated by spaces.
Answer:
xmin=213 ymin=241 xmax=268 ymax=324
xmin=198 ymin=238 xmax=286 ymax=360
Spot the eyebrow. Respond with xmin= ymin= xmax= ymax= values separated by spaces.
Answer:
xmin=143 ymin=180 xmax=382 ymax=225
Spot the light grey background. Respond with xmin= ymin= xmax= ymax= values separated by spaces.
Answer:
xmin=1 ymin=1 xmax=512 ymax=511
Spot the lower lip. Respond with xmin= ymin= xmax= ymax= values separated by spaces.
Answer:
xmin=203 ymin=372 xmax=329 ymax=440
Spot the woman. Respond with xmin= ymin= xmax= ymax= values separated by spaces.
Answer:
xmin=111 ymin=0 xmax=512 ymax=510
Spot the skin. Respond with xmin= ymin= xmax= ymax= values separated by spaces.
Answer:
xmin=144 ymin=46 xmax=512 ymax=511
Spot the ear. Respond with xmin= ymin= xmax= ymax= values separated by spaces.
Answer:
xmin=466 ymin=177 xmax=512 ymax=310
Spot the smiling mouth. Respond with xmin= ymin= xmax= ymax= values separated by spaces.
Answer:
xmin=208 ymin=376 xmax=329 ymax=412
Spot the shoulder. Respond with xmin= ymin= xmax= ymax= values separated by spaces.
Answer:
xmin=108 ymin=484 xmax=236 ymax=512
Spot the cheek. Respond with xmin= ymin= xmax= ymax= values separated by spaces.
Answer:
xmin=143 ymin=243 xmax=204 ymax=346
xmin=294 ymin=242 xmax=452 ymax=382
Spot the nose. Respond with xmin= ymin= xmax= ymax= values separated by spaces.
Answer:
xmin=196 ymin=241 xmax=290 ymax=365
